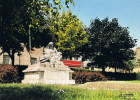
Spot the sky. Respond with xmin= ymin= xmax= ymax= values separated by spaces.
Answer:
xmin=70 ymin=0 xmax=140 ymax=48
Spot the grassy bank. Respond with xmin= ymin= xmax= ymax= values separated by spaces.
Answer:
xmin=125 ymin=80 xmax=140 ymax=83
xmin=0 ymin=84 xmax=139 ymax=100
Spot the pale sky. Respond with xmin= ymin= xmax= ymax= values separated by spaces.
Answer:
xmin=70 ymin=0 xmax=140 ymax=48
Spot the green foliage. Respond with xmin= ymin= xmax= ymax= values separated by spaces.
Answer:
xmin=136 ymin=73 xmax=140 ymax=80
xmin=0 ymin=84 xmax=140 ymax=100
xmin=70 ymin=67 xmax=95 ymax=72
xmin=123 ymin=60 xmax=137 ymax=72
xmin=102 ymin=72 xmax=136 ymax=80
xmin=125 ymin=80 xmax=140 ymax=83
xmin=72 ymin=71 xmax=107 ymax=83
xmin=0 ymin=0 xmax=46 ymax=65
xmin=0 ymin=0 xmax=74 ymax=65
xmin=48 ymin=11 xmax=88 ymax=57
xmin=86 ymin=18 xmax=136 ymax=72
xmin=0 ymin=65 xmax=18 ymax=83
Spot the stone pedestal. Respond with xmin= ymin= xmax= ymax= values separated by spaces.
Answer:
xmin=22 ymin=62 xmax=75 ymax=84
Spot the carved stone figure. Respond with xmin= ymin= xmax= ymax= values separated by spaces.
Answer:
xmin=40 ymin=42 xmax=62 ymax=65
xmin=22 ymin=42 xmax=75 ymax=84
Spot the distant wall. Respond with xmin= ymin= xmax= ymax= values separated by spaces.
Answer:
xmin=0 ymin=46 xmax=43 ymax=66
xmin=133 ymin=47 xmax=140 ymax=73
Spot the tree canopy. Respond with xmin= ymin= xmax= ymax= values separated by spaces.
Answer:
xmin=85 ymin=18 xmax=136 ymax=72
xmin=48 ymin=11 xmax=88 ymax=58
xmin=0 ymin=0 xmax=74 ymax=65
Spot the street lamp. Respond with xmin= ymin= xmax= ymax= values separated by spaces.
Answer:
xmin=17 ymin=51 xmax=22 ymax=65
xmin=29 ymin=25 xmax=32 ymax=64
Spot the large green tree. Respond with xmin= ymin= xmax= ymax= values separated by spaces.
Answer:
xmin=0 ymin=0 xmax=74 ymax=65
xmin=85 ymin=18 xmax=136 ymax=72
xmin=123 ymin=60 xmax=137 ymax=72
xmin=48 ymin=11 xmax=88 ymax=58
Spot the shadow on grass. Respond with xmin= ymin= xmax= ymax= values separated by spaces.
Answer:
xmin=0 ymin=86 xmax=61 ymax=100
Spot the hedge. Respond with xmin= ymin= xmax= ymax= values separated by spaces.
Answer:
xmin=71 ymin=67 xmax=140 ymax=81
xmin=136 ymin=73 xmax=140 ymax=80
xmin=0 ymin=64 xmax=18 ymax=83
xmin=72 ymin=71 xmax=107 ymax=84
xmin=14 ymin=65 xmax=28 ymax=82
xmin=101 ymin=72 xmax=137 ymax=80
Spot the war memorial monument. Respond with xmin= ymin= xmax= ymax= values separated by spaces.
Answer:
xmin=22 ymin=42 xmax=75 ymax=84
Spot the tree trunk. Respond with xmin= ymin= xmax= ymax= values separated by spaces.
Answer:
xmin=11 ymin=54 xmax=15 ymax=66
xmin=115 ymin=67 xmax=117 ymax=73
xmin=102 ymin=67 xmax=105 ymax=72
xmin=7 ymin=49 xmax=15 ymax=66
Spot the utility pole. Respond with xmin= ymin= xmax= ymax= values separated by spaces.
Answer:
xmin=29 ymin=25 xmax=32 ymax=64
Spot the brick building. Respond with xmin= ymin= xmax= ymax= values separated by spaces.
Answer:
xmin=135 ymin=47 xmax=140 ymax=65
xmin=133 ymin=47 xmax=140 ymax=72
xmin=1 ymin=45 xmax=140 ymax=73
xmin=0 ymin=45 xmax=44 ymax=66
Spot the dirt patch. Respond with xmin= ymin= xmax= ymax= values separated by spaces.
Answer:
xmin=78 ymin=81 xmax=140 ymax=92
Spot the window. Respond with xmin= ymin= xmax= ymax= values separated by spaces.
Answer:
xmin=31 ymin=57 xmax=37 ymax=64
xmin=3 ymin=55 xmax=10 ymax=64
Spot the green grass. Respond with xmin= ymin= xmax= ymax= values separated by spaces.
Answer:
xmin=70 ymin=67 xmax=95 ymax=72
xmin=0 ymin=84 xmax=140 ymax=100
xmin=125 ymin=80 xmax=140 ymax=83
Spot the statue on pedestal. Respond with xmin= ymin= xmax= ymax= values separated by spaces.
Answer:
xmin=22 ymin=42 xmax=75 ymax=84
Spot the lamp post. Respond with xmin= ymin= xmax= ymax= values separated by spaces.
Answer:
xmin=29 ymin=25 xmax=32 ymax=64
xmin=17 ymin=51 xmax=21 ymax=65
xmin=29 ymin=25 xmax=31 ymax=54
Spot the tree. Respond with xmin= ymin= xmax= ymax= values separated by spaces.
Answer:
xmin=123 ymin=60 xmax=137 ymax=72
xmin=0 ymin=0 xmax=74 ymax=65
xmin=48 ymin=11 xmax=88 ymax=58
xmin=86 ymin=18 xmax=136 ymax=72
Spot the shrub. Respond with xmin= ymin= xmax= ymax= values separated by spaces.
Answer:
xmin=136 ymin=73 xmax=140 ymax=80
xmin=14 ymin=65 xmax=28 ymax=82
xmin=102 ymin=72 xmax=136 ymax=80
xmin=72 ymin=71 xmax=107 ymax=84
xmin=0 ymin=64 xmax=18 ymax=83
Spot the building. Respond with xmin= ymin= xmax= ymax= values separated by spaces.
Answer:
xmin=135 ymin=47 xmax=140 ymax=66
xmin=133 ymin=47 xmax=140 ymax=72
xmin=1 ymin=45 xmax=140 ymax=73
xmin=0 ymin=45 xmax=44 ymax=66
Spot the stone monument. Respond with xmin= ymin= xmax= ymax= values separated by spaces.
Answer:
xmin=22 ymin=42 xmax=75 ymax=84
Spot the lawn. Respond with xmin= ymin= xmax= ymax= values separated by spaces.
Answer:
xmin=125 ymin=80 xmax=140 ymax=83
xmin=0 ymin=84 xmax=140 ymax=100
